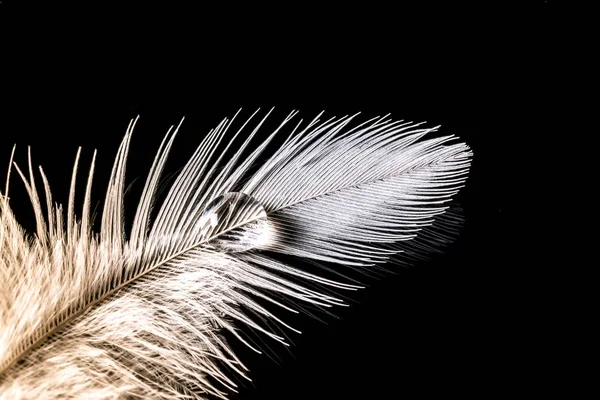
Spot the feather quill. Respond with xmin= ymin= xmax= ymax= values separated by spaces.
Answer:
xmin=0 ymin=110 xmax=472 ymax=399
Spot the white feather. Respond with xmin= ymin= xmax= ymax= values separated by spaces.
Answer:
xmin=0 ymin=110 xmax=472 ymax=399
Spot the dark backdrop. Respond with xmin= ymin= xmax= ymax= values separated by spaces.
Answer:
xmin=2 ymin=6 xmax=550 ymax=399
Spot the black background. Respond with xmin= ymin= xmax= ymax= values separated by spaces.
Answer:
xmin=2 ymin=5 xmax=551 ymax=399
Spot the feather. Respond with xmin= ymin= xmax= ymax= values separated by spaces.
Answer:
xmin=0 ymin=110 xmax=472 ymax=399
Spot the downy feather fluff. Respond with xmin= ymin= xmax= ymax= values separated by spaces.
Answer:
xmin=0 ymin=110 xmax=472 ymax=399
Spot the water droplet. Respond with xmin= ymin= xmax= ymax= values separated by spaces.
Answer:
xmin=200 ymin=192 xmax=270 ymax=252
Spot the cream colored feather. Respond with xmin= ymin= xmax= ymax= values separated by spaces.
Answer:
xmin=0 ymin=110 xmax=472 ymax=399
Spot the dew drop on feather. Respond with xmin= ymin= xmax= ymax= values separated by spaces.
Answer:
xmin=200 ymin=192 xmax=270 ymax=252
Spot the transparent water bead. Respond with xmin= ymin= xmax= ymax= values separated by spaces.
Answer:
xmin=200 ymin=192 xmax=270 ymax=252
